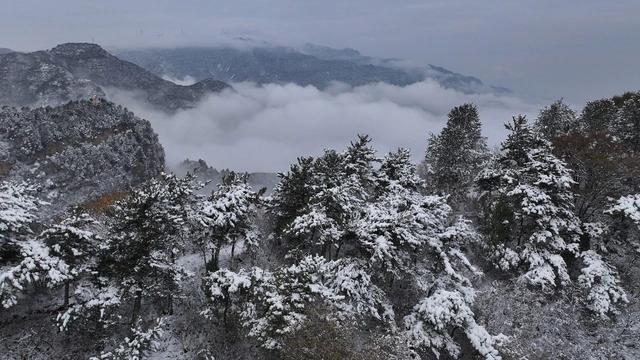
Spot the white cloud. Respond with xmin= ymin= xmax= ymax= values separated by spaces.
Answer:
xmin=111 ymin=80 xmax=540 ymax=172
xmin=161 ymin=74 xmax=197 ymax=86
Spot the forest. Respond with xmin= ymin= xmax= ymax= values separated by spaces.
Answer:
xmin=1 ymin=92 xmax=639 ymax=359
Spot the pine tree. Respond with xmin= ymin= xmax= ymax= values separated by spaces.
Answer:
xmin=0 ymin=181 xmax=39 ymax=259
xmin=101 ymin=173 xmax=194 ymax=324
xmin=39 ymin=210 xmax=100 ymax=308
xmin=1 ymin=181 xmax=72 ymax=309
xmin=477 ymin=115 xmax=581 ymax=289
xmin=265 ymin=140 xmax=502 ymax=359
xmin=273 ymin=137 xmax=376 ymax=259
xmin=377 ymin=148 xmax=424 ymax=192
xmin=424 ymin=103 xmax=488 ymax=204
xmin=343 ymin=134 xmax=378 ymax=188
xmin=534 ymin=99 xmax=577 ymax=140
xmin=197 ymin=172 xmax=262 ymax=271
xmin=270 ymin=157 xmax=315 ymax=235
xmin=613 ymin=95 xmax=640 ymax=152
xmin=203 ymin=255 xmax=391 ymax=350
xmin=579 ymin=98 xmax=617 ymax=133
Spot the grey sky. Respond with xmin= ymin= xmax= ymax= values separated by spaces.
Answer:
xmin=1 ymin=0 xmax=639 ymax=104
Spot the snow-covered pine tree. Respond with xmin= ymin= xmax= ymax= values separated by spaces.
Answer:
xmin=197 ymin=172 xmax=262 ymax=271
xmin=268 ymin=140 xmax=503 ymax=359
xmin=534 ymin=99 xmax=577 ymax=140
xmin=90 ymin=317 xmax=166 ymax=360
xmin=1 ymin=181 xmax=72 ymax=309
xmin=343 ymin=134 xmax=378 ymax=189
xmin=202 ymin=255 xmax=392 ymax=350
xmin=577 ymin=250 xmax=628 ymax=318
xmin=0 ymin=181 xmax=39 ymax=258
xmin=362 ymin=148 xmax=503 ymax=359
xmin=100 ymin=173 xmax=194 ymax=324
xmin=613 ymin=95 xmax=640 ymax=152
xmin=274 ymin=138 xmax=375 ymax=259
xmin=424 ymin=103 xmax=488 ymax=204
xmin=269 ymin=156 xmax=316 ymax=236
xmin=579 ymin=98 xmax=617 ymax=134
xmin=377 ymin=148 xmax=424 ymax=192
xmin=39 ymin=210 xmax=100 ymax=308
xmin=477 ymin=115 xmax=582 ymax=289
xmin=606 ymin=194 xmax=640 ymax=250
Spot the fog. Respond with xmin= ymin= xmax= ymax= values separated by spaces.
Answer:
xmin=110 ymin=80 xmax=540 ymax=173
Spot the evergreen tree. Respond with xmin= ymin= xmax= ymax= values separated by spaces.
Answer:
xmin=101 ymin=173 xmax=194 ymax=324
xmin=39 ymin=210 xmax=100 ymax=308
xmin=203 ymin=256 xmax=391 ymax=350
xmin=197 ymin=172 xmax=262 ymax=271
xmin=257 ymin=139 xmax=503 ymax=359
xmin=273 ymin=137 xmax=377 ymax=259
xmin=377 ymin=148 xmax=424 ymax=192
xmin=613 ymin=95 xmax=640 ymax=152
xmin=424 ymin=103 xmax=488 ymax=204
xmin=579 ymin=98 xmax=617 ymax=133
xmin=343 ymin=134 xmax=378 ymax=188
xmin=534 ymin=99 xmax=577 ymax=140
xmin=477 ymin=116 xmax=581 ymax=289
xmin=0 ymin=181 xmax=72 ymax=309
xmin=270 ymin=157 xmax=315 ymax=235
xmin=0 ymin=181 xmax=39 ymax=259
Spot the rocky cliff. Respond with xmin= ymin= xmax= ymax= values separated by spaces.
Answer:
xmin=0 ymin=99 xmax=165 ymax=217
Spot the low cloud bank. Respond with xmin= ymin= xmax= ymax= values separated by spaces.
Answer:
xmin=111 ymin=80 xmax=540 ymax=172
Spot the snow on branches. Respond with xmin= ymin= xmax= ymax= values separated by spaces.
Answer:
xmin=90 ymin=317 xmax=166 ymax=360
xmin=56 ymin=282 xmax=122 ymax=331
xmin=0 ymin=181 xmax=40 ymax=241
xmin=104 ymin=173 xmax=195 ymax=299
xmin=606 ymin=194 xmax=640 ymax=226
xmin=578 ymin=251 xmax=628 ymax=318
xmin=0 ymin=240 xmax=72 ymax=308
xmin=202 ymin=255 xmax=392 ymax=349
xmin=477 ymin=116 xmax=582 ymax=289
xmin=404 ymin=289 xmax=507 ymax=360
xmin=196 ymin=172 xmax=262 ymax=270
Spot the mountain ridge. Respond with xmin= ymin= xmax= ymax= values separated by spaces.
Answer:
xmin=0 ymin=43 xmax=230 ymax=111
xmin=115 ymin=43 xmax=511 ymax=94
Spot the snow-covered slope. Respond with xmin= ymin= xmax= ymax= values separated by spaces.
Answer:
xmin=0 ymin=99 xmax=165 ymax=218
xmin=0 ymin=43 xmax=230 ymax=112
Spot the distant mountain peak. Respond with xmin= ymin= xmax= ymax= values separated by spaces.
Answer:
xmin=300 ymin=43 xmax=363 ymax=61
xmin=0 ymin=43 xmax=230 ymax=111
xmin=50 ymin=42 xmax=110 ymax=58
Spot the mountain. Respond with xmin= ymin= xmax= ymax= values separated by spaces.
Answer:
xmin=0 ymin=43 xmax=230 ymax=111
xmin=0 ymin=99 xmax=165 ymax=217
xmin=0 ymin=48 xmax=13 ymax=55
xmin=115 ymin=43 xmax=510 ymax=94
xmin=172 ymin=159 xmax=279 ymax=194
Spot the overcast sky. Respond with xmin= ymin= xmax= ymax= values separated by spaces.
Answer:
xmin=1 ymin=0 xmax=638 ymax=104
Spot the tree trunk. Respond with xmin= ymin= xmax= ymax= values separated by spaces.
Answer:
xmin=334 ymin=241 xmax=343 ymax=260
xmin=63 ymin=281 xmax=70 ymax=309
xmin=130 ymin=291 xmax=142 ymax=327
xmin=320 ymin=242 xmax=328 ymax=258
xmin=208 ymin=243 xmax=222 ymax=272
xmin=230 ymin=240 xmax=236 ymax=269
xmin=201 ymin=248 xmax=208 ymax=271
